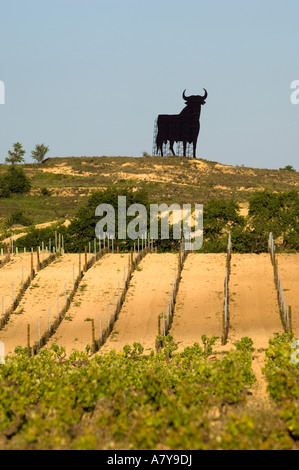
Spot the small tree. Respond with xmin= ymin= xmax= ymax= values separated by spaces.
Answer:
xmin=279 ymin=165 xmax=296 ymax=172
xmin=5 ymin=142 xmax=25 ymax=165
xmin=5 ymin=166 xmax=31 ymax=194
xmin=31 ymin=144 xmax=49 ymax=163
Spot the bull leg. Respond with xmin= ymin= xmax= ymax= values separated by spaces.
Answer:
xmin=169 ymin=141 xmax=176 ymax=156
xmin=183 ymin=141 xmax=187 ymax=157
xmin=156 ymin=141 xmax=163 ymax=156
xmin=193 ymin=140 xmax=197 ymax=158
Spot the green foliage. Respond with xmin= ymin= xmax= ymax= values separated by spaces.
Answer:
xmin=40 ymin=187 xmax=52 ymax=197
xmin=0 ymin=338 xmax=259 ymax=450
xmin=234 ymin=337 xmax=255 ymax=353
xmin=13 ymin=222 xmax=67 ymax=250
xmin=200 ymin=190 xmax=299 ymax=253
xmin=263 ymin=333 xmax=299 ymax=439
xmin=201 ymin=199 xmax=244 ymax=252
xmin=248 ymin=190 xmax=299 ymax=250
xmin=279 ymin=165 xmax=296 ymax=172
xmin=200 ymin=190 xmax=298 ymax=253
xmin=1 ymin=180 xmax=298 ymax=252
xmin=31 ymin=144 xmax=49 ymax=163
xmin=5 ymin=211 xmax=33 ymax=228
xmin=67 ymin=186 xmax=150 ymax=252
xmin=0 ymin=166 xmax=31 ymax=197
xmin=5 ymin=142 xmax=26 ymax=165
xmin=0 ymin=174 xmax=11 ymax=198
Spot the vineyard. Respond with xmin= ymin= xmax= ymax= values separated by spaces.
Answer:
xmin=0 ymin=241 xmax=298 ymax=450
xmin=1 ymin=245 xmax=296 ymax=355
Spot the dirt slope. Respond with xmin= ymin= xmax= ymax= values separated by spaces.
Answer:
xmin=47 ymin=253 xmax=130 ymax=354
xmin=228 ymin=254 xmax=283 ymax=349
xmin=101 ymin=253 xmax=178 ymax=354
xmin=0 ymin=254 xmax=80 ymax=355
xmin=0 ymin=253 xmax=35 ymax=314
xmin=171 ymin=253 xmax=226 ymax=351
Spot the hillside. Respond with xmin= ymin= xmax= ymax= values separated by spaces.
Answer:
xmin=0 ymin=156 xmax=298 ymax=228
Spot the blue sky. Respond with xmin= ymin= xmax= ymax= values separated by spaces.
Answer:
xmin=0 ymin=0 xmax=298 ymax=169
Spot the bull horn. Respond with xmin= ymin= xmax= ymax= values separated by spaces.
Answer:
xmin=182 ymin=89 xmax=189 ymax=101
xmin=201 ymin=88 xmax=208 ymax=100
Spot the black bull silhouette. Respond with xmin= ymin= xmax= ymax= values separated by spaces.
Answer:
xmin=156 ymin=89 xmax=208 ymax=158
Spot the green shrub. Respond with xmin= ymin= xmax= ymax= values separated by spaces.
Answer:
xmin=5 ymin=211 xmax=33 ymax=228
xmin=0 ymin=173 xmax=11 ymax=198
xmin=40 ymin=187 xmax=52 ymax=197
xmin=263 ymin=333 xmax=299 ymax=439
xmin=0 ymin=166 xmax=31 ymax=196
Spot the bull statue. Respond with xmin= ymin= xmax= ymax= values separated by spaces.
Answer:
xmin=156 ymin=89 xmax=208 ymax=159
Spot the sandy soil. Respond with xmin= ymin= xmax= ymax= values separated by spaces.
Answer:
xmin=276 ymin=254 xmax=299 ymax=338
xmin=0 ymin=254 xmax=35 ymax=314
xmin=248 ymin=350 xmax=271 ymax=405
xmin=171 ymin=253 xmax=226 ymax=351
xmin=0 ymin=254 xmax=80 ymax=355
xmin=239 ymin=202 xmax=249 ymax=217
xmin=101 ymin=253 xmax=178 ymax=354
xmin=39 ymin=165 xmax=94 ymax=177
xmin=47 ymin=253 xmax=130 ymax=354
xmin=1 ymin=220 xmax=71 ymax=244
xmin=228 ymin=254 xmax=283 ymax=350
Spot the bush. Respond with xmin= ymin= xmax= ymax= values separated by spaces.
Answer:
xmin=40 ymin=187 xmax=52 ymax=197
xmin=0 ymin=173 xmax=11 ymax=198
xmin=66 ymin=186 xmax=150 ymax=252
xmin=14 ymin=224 xmax=67 ymax=251
xmin=5 ymin=211 xmax=33 ymax=228
xmin=0 ymin=166 xmax=31 ymax=196
xmin=279 ymin=165 xmax=296 ymax=172
xmin=248 ymin=190 xmax=299 ymax=251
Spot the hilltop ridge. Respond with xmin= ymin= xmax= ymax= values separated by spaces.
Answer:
xmin=0 ymin=156 xmax=298 ymax=227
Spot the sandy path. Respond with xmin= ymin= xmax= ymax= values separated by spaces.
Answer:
xmin=171 ymin=253 xmax=226 ymax=351
xmin=0 ymin=254 xmax=80 ymax=355
xmin=0 ymin=254 xmax=37 ymax=314
xmin=101 ymin=253 xmax=178 ymax=354
xmin=1 ymin=220 xmax=71 ymax=245
xmin=277 ymin=254 xmax=299 ymax=338
xmin=228 ymin=254 xmax=282 ymax=349
xmin=47 ymin=253 xmax=130 ymax=354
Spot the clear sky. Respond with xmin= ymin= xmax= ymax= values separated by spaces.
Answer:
xmin=0 ymin=0 xmax=298 ymax=169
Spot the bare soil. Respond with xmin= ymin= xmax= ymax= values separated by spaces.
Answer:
xmin=171 ymin=253 xmax=226 ymax=351
xmin=228 ymin=254 xmax=283 ymax=349
xmin=0 ymin=254 xmax=79 ymax=354
xmin=101 ymin=253 xmax=178 ymax=354
xmin=47 ymin=253 xmax=130 ymax=354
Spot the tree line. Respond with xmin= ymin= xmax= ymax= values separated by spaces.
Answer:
xmin=5 ymin=142 xmax=49 ymax=164
xmin=6 ymin=186 xmax=298 ymax=253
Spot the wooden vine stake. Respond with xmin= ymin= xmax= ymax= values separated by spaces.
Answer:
xmin=91 ymin=319 xmax=95 ymax=352
xmin=36 ymin=246 xmax=40 ymax=270
xmin=130 ymin=247 xmax=134 ymax=268
xmin=30 ymin=252 xmax=34 ymax=280
xmin=289 ymin=306 xmax=293 ymax=334
xmin=84 ymin=246 xmax=88 ymax=269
